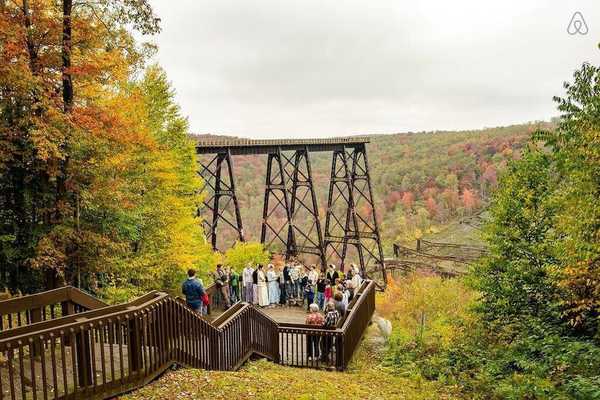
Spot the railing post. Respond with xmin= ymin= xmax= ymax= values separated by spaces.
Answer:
xmin=336 ymin=332 xmax=345 ymax=370
xmin=61 ymin=301 xmax=74 ymax=346
xmin=272 ymin=318 xmax=279 ymax=364
xmin=416 ymin=238 xmax=421 ymax=252
xmin=128 ymin=314 xmax=143 ymax=374
xmin=30 ymin=307 xmax=43 ymax=356
xmin=210 ymin=329 xmax=220 ymax=370
xmin=75 ymin=324 xmax=93 ymax=388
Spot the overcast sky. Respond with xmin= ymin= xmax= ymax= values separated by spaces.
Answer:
xmin=147 ymin=0 xmax=600 ymax=139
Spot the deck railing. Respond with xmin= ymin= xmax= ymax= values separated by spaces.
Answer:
xmin=0 ymin=280 xmax=375 ymax=399
xmin=0 ymin=286 xmax=107 ymax=331
xmin=277 ymin=280 xmax=375 ymax=370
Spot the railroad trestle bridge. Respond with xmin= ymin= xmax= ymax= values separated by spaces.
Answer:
xmin=195 ymin=137 xmax=386 ymax=285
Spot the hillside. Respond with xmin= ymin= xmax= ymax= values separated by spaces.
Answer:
xmin=197 ymin=122 xmax=551 ymax=254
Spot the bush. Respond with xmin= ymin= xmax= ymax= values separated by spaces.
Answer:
xmin=382 ymin=273 xmax=600 ymax=399
xmin=224 ymin=241 xmax=270 ymax=272
xmin=98 ymin=284 xmax=146 ymax=305
xmin=381 ymin=273 xmax=475 ymax=375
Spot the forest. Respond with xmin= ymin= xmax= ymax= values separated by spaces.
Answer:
xmin=2 ymin=1 xmax=600 ymax=399
xmin=0 ymin=0 xmax=216 ymax=301
xmin=207 ymin=121 xmax=551 ymax=251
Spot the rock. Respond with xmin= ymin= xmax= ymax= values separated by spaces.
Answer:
xmin=374 ymin=316 xmax=393 ymax=339
xmin=361 ymin=317 xmax=392 ymax=358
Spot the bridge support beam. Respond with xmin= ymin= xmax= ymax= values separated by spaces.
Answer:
xmin=324 ymin=144 xmax=386 ymax=286
xmin=198 ymin=150 xmax=244 ymax=251
xmin=260 ymin=147 xmax=326 ymax=264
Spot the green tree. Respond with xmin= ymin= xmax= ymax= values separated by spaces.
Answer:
xmin=473 ymin=62 xmax=600 ymax=336
xmin=472 ymin=148 xmax=560 ymax=328
xmin=224 ymin=242 xmax=270 ymax=272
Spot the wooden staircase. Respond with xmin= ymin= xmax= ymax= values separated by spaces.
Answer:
xmin=0 ymin=281 xmax=375 ymax=400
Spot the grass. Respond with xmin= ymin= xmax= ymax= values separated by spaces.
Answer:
xmin=121 ymin=323 xmax=459 ymax=400
xmin=423 ymin=218 xmax=485 ymax=247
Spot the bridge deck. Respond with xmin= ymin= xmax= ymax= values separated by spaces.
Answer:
xmin=193 ymin=136 xmax=369 ymax=155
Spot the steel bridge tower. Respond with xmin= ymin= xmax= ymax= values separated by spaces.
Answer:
xmin=195 ymin=137 xmax=386 ymax=287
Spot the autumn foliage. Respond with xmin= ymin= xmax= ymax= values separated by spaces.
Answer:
xmin=474 ymin=63 xmax=600 ymax=337
xmin=0 ymin=1 xmax=213 ymax=296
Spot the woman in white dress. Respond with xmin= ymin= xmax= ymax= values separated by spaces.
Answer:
xmin=266 ymin=264 xmax=280 ymax=305
xmin=257 ymin=265 xmax=270 ymax=307
xmin=351 ymin=264 xmax=363 ymax=290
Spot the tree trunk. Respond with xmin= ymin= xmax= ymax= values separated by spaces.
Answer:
xmin=58 ymin=0 xmax=75 ymax=289
xmin=58 ymin=0 xmax=73 ymax=214
xmin=57 ymin=0 xmax=73 ymax=218
xmin=62 ymin=0 xmax=73 ymax=113
xmin=22 ymin=0 xmax=38 ymax=74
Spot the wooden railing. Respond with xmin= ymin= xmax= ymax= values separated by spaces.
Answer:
xmin=0 ymin=286 xmax=107 ymax=331
xmin=277 ymin=280 xmax=376 ymax=370
xmin=0 ymin=281 xmax=375 ymax=399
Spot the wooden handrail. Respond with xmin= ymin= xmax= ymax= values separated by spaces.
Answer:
xmin=0 ymin=291 xmax=159 ymax=340
xmin=212 ymin=302 xmax=247 ymax=327
xmin=0 ymin=285 xmax=109 ymax=333
xmin=0 ymin=286 xmax=70 ymax=314
xmin=0 ymin=286 xmax=107 ymax=314
xmin=67 ymin=286 xmax=109 ymax=309
xmin=276 ymin=280 xmax=375 ymax=370
xmin=0 ymin=281 xmax=375 ymax=399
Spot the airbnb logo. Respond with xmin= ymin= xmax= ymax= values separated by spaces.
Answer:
xmin=567 ymin=11 xmax=589 ymax=35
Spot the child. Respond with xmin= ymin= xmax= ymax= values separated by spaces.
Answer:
xmin=299 ymin=268 xmax=308 ymax=298
xmin=229 ymin=267 xmax=240 ymax=303
xmin=303 ymin=281 xmax=314 ymax=311
xmin=324 ymin=279 xmax=333 ymax=304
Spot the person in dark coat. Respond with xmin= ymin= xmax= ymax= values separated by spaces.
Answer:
xmin=326 ymin=264 xmax=339 ymax=285
xmin=282 ymin=264 xmax=293 ymax=303
xmin=182 ymin=269 xmax=206 ymax=315
xmin=252 ymin=267 xmax=259 ymax=305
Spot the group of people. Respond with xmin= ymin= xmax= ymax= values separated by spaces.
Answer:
xmin=182 ymin=261 xmax=365 ymax=319
xmin=239 ymin=262 xmax=364 ymax=313
xmin=182 ymin=262 xmax=364 ymax=363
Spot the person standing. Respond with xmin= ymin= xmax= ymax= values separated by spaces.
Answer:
xmin=333 ymin=291 xmax=347 ymax=316
xmin=213 ymin=264 xmax=231 ymax=309
xmin=308 ymin=265 xmax=319 ymax=292
xmin=321 ymin=301 xmax=341 ymax=362
xmin=324 ymin=280 xmax=333 ymax=304
xmin=351 ymin=264 xmax=363 ymax=292
xmin=316 ymin=272 xmax=327 ymax=310
xmin=279 ymin=266 xmax=287 ymax=305
xmin=289 ymin=263 xmax=300 ymax=302
xmin=303 ymin=278 xmax=314 ymax=311
xmin=305 ymin=303 xmax=324 ymax=362
xmin=242 ymin=263 xmax=254 ymax=303
xmin=229 ymin=267 xmax=240 ymax=303
xmin=297 ymin=264 xmax=307 ymax=296
xmin=267 ymin=264 xmax=280 ymax=305
xmin=346 ymin=267 xmax=356 ymax=301
xmin=340 ymin=284 xmax=350 ymax=310
xmin=257 ymin=265 xmax=269 ymax=307
xmin=283 ymin=263 xmax=292 ymax=303
xmin=182 ymin=269 xmax=205 ymax=315
xmin=252 ymin=266 xmax=259 ymax=305
xmin=326 ymin=264 xmax=339 ymax=285
xmin=346 ymin=268 xmax=354 ymax=282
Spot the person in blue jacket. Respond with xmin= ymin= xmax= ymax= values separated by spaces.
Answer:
xmin=182 ymin=269 xmax=205 ymax=315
